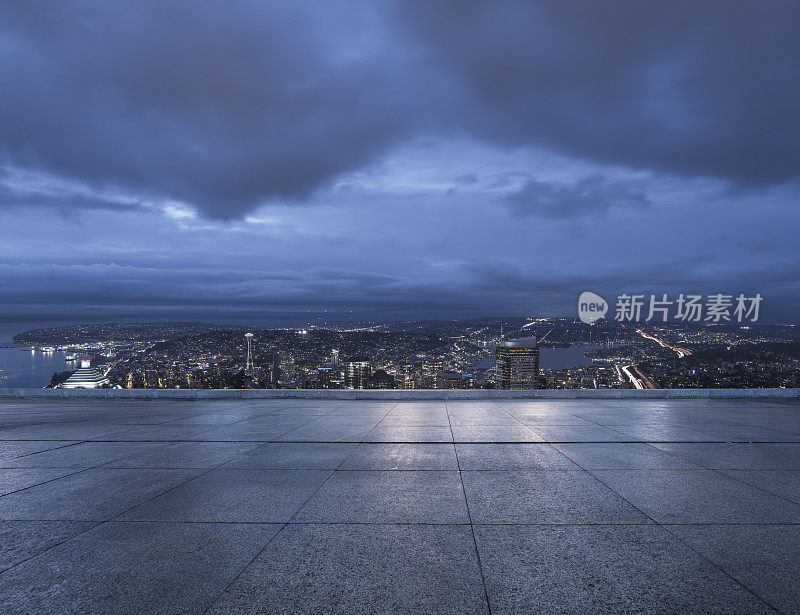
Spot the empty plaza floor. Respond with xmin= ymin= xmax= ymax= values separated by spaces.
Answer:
xmin=0 ymin=398 xmax=799 ymax=614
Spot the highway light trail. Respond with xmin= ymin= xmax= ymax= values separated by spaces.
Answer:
xmin=636 ymin=329 xmax=692 ymax=358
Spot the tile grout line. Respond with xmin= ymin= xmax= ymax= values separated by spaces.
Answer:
xmin=492 ymin=401 xmax=594 ymax=466
xmin=2 ymin=518 xmax=798 ymax=527
xmin=630 ymin=443 xmax=800 ymax=509
xmin=572 ymin=461 xmax=786 ymax=614
xmin=6 ymin=438 xmax=794 ymax=443
xmin=448 ymin=401 xmax=493 ymax=615
xmin=0 ymin=426 xmax=286 ymax=577
xmin=490 ymin=399 xmax=547 ymax=442
xmin=199 ymin=405 xmax=387 ymax=614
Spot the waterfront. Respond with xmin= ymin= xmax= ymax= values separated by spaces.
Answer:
xmin=540 ymin=345 xmax=606 ymax=370
xmin=0 ymin=343 xmax=604 ymax=390
xmin=0 ymin=346 xmax=74 ymax=389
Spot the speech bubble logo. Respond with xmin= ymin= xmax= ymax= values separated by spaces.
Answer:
xmin=578 ymin=291 xmax=608 ymax=324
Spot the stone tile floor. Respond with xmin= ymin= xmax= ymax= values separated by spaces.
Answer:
xmin=0 ymin=398 xmax=798 ymax=614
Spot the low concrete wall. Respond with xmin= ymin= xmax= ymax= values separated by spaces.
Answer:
xmin=0 ymin=388 xmax=798 ymax=400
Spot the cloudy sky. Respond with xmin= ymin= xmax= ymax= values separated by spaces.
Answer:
xmin=1 ymin=1 xmax=798 ymax=327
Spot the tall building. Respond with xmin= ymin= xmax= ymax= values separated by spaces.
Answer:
xmin=496 ymin=338 xmax=540 ymax=389
xmin=276 ymin=353 xmax=295 ymax=388
xmin=331 ymin=348 xmax=339 ymax=369
xmin=344 ymin=357 xmax=370 ymax=389
xmin=422 ymin=358 xmax=443 ymax=388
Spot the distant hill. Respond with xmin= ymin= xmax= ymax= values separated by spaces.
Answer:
xmin=13 ymin=322 xmax=243 ymax=345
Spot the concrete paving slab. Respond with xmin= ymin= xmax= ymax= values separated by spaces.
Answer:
xmin=0 ymin=467 xmax=202 ymax=520
xmin=294 ymin=470 xmax=468 ymax=523
xmin=448 ymin=414 xmax=521 ymax=426
xmin=455 ymin=444 xmax=579 ymax=470
xmin=509 ymin=414 xmax=597 ymax=426
xmin=719 ymin=469 xmax=800 ymax=503
xmin=651 ymin=443 xmax=800 ymax=469
xmin=474 ymin=524 xmax=777 ymax=614
xmin=0 ymin=520 xmax=96 ymax=572
xmin=608 ymin=424 xmax=716 ymax=442
xmin=685 ymin=424 xmax=800 ymax=442
xmin=0 ymin=468 xmax=80 ymax=496
xmin=593 ymin=469 xmax=800 ymax=524
xmin=196 ymin=425 xmax=295 ymax=441
xmin=339 ymin=443 xmax=458 ymax=470
xmin=451 ymin=425 xmax=543 ymax=442
xmin=462 ymin=470 xmax=650 ymax=524
xmin=276 ymin=424 xmax=374 ymax=442
xmin=0 ymin=397 xmax=797 ymax=614
xmin=362 ymin=425 xmax=455 ymax=442
xmin=120 ymin=468 xmax=331 ymax=522
xmin=207 ymin=524 xmax=488 ymax=615
xmin=531 ymin=425 xmax=632 ymax=442
xmin=553 ymin=443 xmax=704 ymax=469
xmin=0 ymin=440 xmax=80 ymax=461
xmin=0 ymin=521 xmax=281 ymax=615
xmin=667 ymin=524 xmax=800 ymax=615
xmin=0 ymin=422 xmax=131 ymax=441
xmin=103 ymin=441 xmax=263 ymax=468
xmin=0 ymin=442 xmax=167 ymax=468
xmin=102 ymin=424 xmax=226 ymax=441
xmin=224 ymin=443 xmax=358 ymax=469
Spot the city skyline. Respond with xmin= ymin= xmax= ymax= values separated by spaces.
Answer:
xmin=6 ymin=317 xmax=798 ymax=391
xmin=0 ymin=2 xmax=799 ymax=326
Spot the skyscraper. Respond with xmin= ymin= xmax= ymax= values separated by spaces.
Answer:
xmin=496 ymin=338 xmax=540 ymax=389
xmin=344 ymin=357 xmax=370 ymax=389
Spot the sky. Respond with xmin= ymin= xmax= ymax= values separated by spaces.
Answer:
xmin=1 ymin=0 xmax=799 ymax=328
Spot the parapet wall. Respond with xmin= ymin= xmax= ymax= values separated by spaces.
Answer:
xmin=0 ymin=388 xmax=798 ymax=400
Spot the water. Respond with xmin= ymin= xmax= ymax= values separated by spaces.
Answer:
xmin=0 ymin=347 xmax=76 ymax=388
xmin=472 ymin=344 xmax=609 ymax=371
xmin=540 ymin=345 xmax=605 ymax=370
xmin=0 ymin=322 xmax=75 ymax=388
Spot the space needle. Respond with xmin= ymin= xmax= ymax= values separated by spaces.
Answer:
xmin=245 ymin=332 xmax=255 ymax=374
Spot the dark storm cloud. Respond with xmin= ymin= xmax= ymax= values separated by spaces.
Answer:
xmin=0 ymin=1 xmax=434 ymax=219
xmin=506 ymin=175 xmax=650 ymax=218
xmin=1 ymin=1 xmax=799 ymax=220
xmin=1 ymin=1 xmax=799 ymax=325
xmin=397 ymin=0 xmax=800 ymax=185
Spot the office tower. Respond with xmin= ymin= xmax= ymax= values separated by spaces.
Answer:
xmin=331 ymin=348 xmax=340 ymax=369
xmin=277 ymin=353 xmax=295 ymax=388
xmin=496 ymin=338 xmax=540 ymax=389
xmin=422 ymin=358 xmax=443 ymax=388
xmin=344 ymin=357 xmax=370 ymax=389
